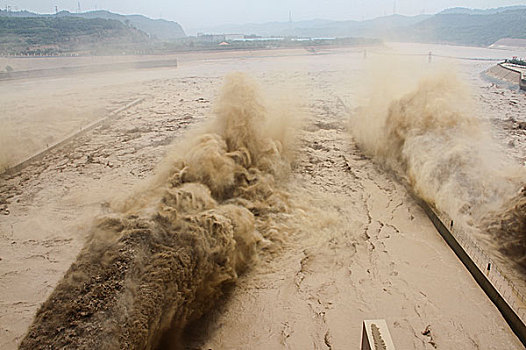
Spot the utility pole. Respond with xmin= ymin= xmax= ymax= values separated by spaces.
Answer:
xmin=289 ymin=10 xmax=292 ymax=23
xmin=393 ymin=0 xmax=397 ymax=15
xmin=77 ymin=1 xmax=81 ymax=13
xmin=55 ymin=5 xmax=58 ymax=14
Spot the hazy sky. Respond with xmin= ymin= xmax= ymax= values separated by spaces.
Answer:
xmin=5 ymin=0 xmax=526 ymax=31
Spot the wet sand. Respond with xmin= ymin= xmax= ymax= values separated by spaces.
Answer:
xmin=1 ymin=44 xmax=525 ymax=349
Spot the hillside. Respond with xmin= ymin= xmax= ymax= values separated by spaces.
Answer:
xmin=440 ymin=6 xmax=526 ymax=15
xmin=490 ymin=38 xmax=526 ymax=49
xmin=0 ymin=10 xmax=186 ymax=40
xmin=1 ymin=5 xmax=524 ymax=52
xmin=201 ymin=14 xmax=430 ymax=38
xmin=0 ymin=16 xmax=150 ymax=55
xmin=200 ymin=6 xmax=526 ymax=47
xmin=58 ymin=11 xmax=186 ymax=40
xmin=406 ymin=9 xmax=526 ymax=46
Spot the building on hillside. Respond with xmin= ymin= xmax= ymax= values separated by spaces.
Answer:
xmin=196 ymin=33 xmax=226 ymax=43
xmin=225 ymin=34 xmax=244 ymax=41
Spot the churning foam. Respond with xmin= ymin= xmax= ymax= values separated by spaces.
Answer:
xmin=20 ymin=72 xmax=300 ymax=350
xmin=350 ymin=69 xmax=526 ymax=270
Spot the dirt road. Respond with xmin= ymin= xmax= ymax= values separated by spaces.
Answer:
xmin=1 ymin=46 xmax=525 ymax=349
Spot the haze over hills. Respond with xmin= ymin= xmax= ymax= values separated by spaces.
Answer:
xmin=1 ymin=4 xmax=525 ymax=54
xmin=199 ymin=14 xmax=431 ymax=38
xmin=200 ymin=5 xmax=526 ymax=47
xmin=0 ymin=9 xmax=186 ymax=40
xmin=439 ymin=5 xmax=526 ymax=15
xmin=405 ymin=8 xmax=526 ymax=46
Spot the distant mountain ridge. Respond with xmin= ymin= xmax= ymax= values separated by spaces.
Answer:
xmin=200 ymin=5 xmax=526 ymax=47
xmin=0 ymin=9 xmax=186 ymax=40
xmin=200 ymin=14 xmax=431 ymax=38
xmin=439 ymin=5 xmax=526 ymax=15
xmin=407 ymin=8 xmax=526 ymax=46
xmin=1 ymin=5 xmax=525 ymax=49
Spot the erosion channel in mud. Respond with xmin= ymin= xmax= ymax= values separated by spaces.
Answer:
xmin=19 ymin=73 xmax=298 ymax=349
xmin=350 ymin=72 xmax=526 ymax=273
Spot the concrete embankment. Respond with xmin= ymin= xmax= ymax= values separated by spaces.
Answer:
xmin=0 ymin=58 xmax=177 ymax=81
xmin=421 ymin=201 xmax=526 ymax=347
xmin=485 ymin=63 xmax=526 ymax=91
xmin=0 ymin=98 xmax=144 ymax=177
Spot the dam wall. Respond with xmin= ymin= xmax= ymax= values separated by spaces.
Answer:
xmin=485 ymin=63 xmax=526 ymax=91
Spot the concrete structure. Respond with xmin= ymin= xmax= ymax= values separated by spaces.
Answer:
xmin=361 ymin=320 xmax=396 ymax=350
xmin=502 ymin=63 xmax=526 ymax=91
xmin=225 ymin=34 xmax=245 ymax=41
xmin=490 ymin=38 xmax=526 ymax=51
xmin=196 ymin=33 xmax=226 ymax=43
xmin=485 ymin=63 xmax=526 ymax=91
xmin=420 ymin=200 xmax=526 ymax=347
xmin=1 ymin=98 xmax=144 ymax=176
xmin=0 ymin=59 xmax=177 ymax=81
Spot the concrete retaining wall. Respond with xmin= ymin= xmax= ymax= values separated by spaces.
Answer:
xmin=419 ymin=200 xmax=526 ymax=347
xmin=485 ymin=64 xmax=520 ymax=84
xmin=0 ymin=59 xmax=177 ymax=81
xmin=485 ymin=63 xmax=526 ymax=91
xmin=1 ymin=98 xmax=144 ymax=177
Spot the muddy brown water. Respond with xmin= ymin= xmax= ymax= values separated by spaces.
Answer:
xmin=2 ymin=44 xmax=526 ymax=349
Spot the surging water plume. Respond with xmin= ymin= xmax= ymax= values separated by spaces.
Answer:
xmin=350 ymin=72 xmax=526 ymax=268
xmin=20 ymin=73 xmax=299 ymax=350
xmin=484 ymin=188 xmax=526 ymax=271
xmin=0 ymin=127 xmax=16 ymax=172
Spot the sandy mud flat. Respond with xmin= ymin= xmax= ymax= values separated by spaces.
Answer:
xmin=1 ymin=44 xmax=526 ymax=349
